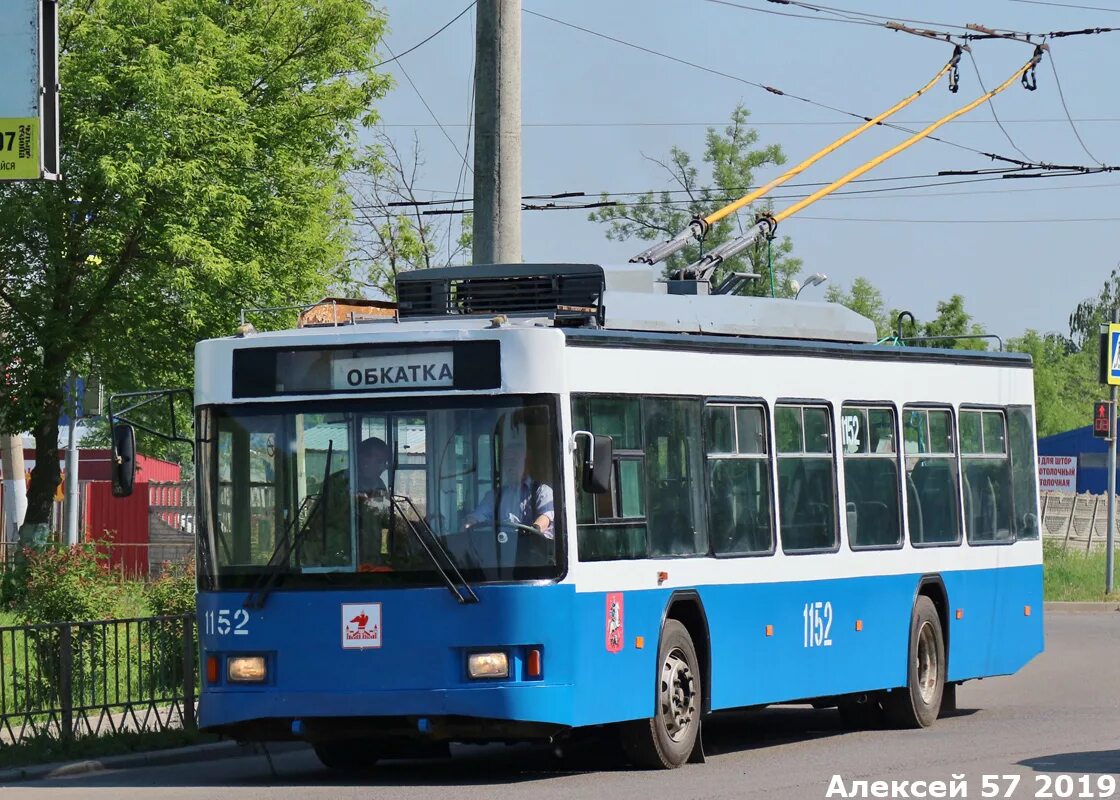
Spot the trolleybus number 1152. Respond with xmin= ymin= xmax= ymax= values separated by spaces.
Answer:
xmin=802 ymin=601 xmax=834 ymax=648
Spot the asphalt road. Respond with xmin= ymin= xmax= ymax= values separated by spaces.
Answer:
xmin=6 ymin=609 xmax=1120 ymax=800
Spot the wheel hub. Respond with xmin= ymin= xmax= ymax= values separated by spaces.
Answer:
xmin=915 ymin=620 xmax=939 ymax=705
xmin=659 ymin=647 xmax=696 ymax=741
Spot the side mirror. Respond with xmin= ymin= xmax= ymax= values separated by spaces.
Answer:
xmin=575 ymin=431 xmax=613 ymax=495
xmin=111 ymin=424 xmax=137 ymax=497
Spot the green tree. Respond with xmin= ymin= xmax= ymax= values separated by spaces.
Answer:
xmin=350 ymin=132 xmax=472 ymax=300
xmin=1007 ymin=330 xmax=1095 ymax=437
xmin=918 ymin=295 xmax=989 ymax=350
xmin=589 ymin=104 xmax=802 ymax=294
xmin=825 ymin=277 xmax=891 ymax=337
xmin=0 ymin=0 xmax=390 ymax=539
xmin=1068 ymin=264 xmax=1120 ymax=350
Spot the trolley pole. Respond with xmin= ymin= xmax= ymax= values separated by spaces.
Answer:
xmin=1109 ymin=309 xmax=1118 ymax=594
xmin=472 ymin=0 xmax=522 ymax=265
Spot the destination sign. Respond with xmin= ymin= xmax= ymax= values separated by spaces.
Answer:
xmin=330 ymin=352 xmax=454 ymax=391
xmin=233 ymin=341 xmax=500 ymax=397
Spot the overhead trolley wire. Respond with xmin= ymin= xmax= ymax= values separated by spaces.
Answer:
xmin=1005 ymin=0 xmax=1120 ymax=13
xmin=372 ymin=1 xmax=477 ymax=69
xmin=668 ymin=50 xmax=1047 ymax=277
xmin=524 ymin=9 xmax=1066 ymax=170
xmin=382 ymin=42 xmax=473 ymax=174
xmin=966 ymin=47 xmax=1036 ymax=162
xmin=631 ymin=49 xmax=965 ymax=263
xmin=1046 ymin=47 xmax=1107 ymax=165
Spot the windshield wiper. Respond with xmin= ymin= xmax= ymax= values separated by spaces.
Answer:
xmin=390 ymin=494 xmax=479 ymax=604
xmin=243 ymin=441 xmax=335 ymax=610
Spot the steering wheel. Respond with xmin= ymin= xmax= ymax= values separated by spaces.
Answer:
xmin=464 ymin=519 xmax=540 ymax=537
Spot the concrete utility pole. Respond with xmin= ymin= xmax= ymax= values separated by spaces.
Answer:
xmin=1 ymin=435 xmax=26 ymax=545
xmin=472 ymin=0 xmax=522 ymax=265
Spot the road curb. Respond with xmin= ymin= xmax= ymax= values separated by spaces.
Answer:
xmin=1044 ymin=601 xmax=1120 ymax=613
xmin=0 ymin=740 xmax=307 ymax=784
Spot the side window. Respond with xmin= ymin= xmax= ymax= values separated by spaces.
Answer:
xmin=1008 ymin=405 xmax=1040 ymax=540
xmin=776 ymin=404 xmax=837 ymax=553
xmin=903 ymin=407 xmax=961 ymax=546
xmin=645 ymin=398 xmax=707 ymax=556
xmin=573 ymin=396 xmax=647 ymax=561
xmin=841 ymin=405 xmax=902 ymax=549
xmin=705 ymin=404 xmax=773 ymax=556
xmin=960 ymin=409 xmax=1015 ymax=543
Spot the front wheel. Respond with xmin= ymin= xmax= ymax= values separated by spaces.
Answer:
xmin=885 ymin=595 xmax=945 ymax=728
xmin=621 ymin=619 xmax=702 ymax=769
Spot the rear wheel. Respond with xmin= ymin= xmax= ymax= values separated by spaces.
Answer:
xmin=313 ymin=740 xmax=379 ymax=772
xmin=621 ymin=619 xmax=701 ymax=769
xmin=885 ymin=595 xmax=945 ymax=728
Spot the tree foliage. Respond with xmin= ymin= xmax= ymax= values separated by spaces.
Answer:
xmin=1007 ymin=330 xmax=1095 ymax=438
xmin=825 ymin=277 xmax=891 ymax=337
xmin=589 ymin=104 xmax=802 ymax=294
xmin=0 ymin=0 xmax=390 ymax=533
xmin=349 ymin=132 xmax=471 ymax=300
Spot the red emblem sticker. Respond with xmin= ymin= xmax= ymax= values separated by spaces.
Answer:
xmin=341 ymin=602 xmax=382 ymax=649
xmin=605 ymin=592 xmax=624 ymax=653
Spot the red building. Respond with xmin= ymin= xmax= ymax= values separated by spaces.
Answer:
xmin=4 ymin=449 xmax=185 ymax=577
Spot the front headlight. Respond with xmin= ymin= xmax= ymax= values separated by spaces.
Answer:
xmin=467 ymin=652 xmax=509 ymax=679
xmin=227 ymin=656 xmax=267 ymax=683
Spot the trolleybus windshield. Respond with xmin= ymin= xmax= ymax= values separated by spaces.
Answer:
xmin=197 ymin=396 xmax=563 ymax=589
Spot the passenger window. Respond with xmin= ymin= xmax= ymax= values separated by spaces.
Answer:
xmin=645 ymin=398 xmax=707 ymax=556
xmin=573 ymin=396 xmax=648 ymax=561
xmin=903 ymin=407 xmax=961 ymax=546
xmin=705 ymin=404 xmax=773 ymax=555
xmin=841 ymin=406 xmax=902 ymax=549
xmin=776 ymin=404 xmax=837 ymax=553
xmin=1008 ymin=405 xmax=1040 ymax=540
xmin=572 ymin=396 xmax=706 ymax=560
xmin=960 ymin=409 xmax=1014 ymax=544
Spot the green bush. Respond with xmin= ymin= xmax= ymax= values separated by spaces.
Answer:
xmin=147 ymin=561 xmax=197 ymax=617
xmin=146 ymin=562 xmax=197 ymax=693
xmin=16 ymin=544 xmax=118 ymax=625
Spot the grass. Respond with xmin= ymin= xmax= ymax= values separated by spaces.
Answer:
xmin=1043 ymin=541 xmax=1120 ymax=602
xmin=0 ymin=728 xmax=219 ymax=770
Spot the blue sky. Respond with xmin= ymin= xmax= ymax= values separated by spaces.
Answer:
xmin=370 ymin=1 xmax=1120 ymax=340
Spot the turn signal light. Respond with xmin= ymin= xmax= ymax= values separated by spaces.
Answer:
xmin=206 ymin=655 xmax=219 ymax=684
xmin=526 ymin=648 xmax=542 ymax=678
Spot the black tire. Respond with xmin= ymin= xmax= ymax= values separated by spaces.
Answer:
xmin=885 ymin=595 xmax=945 ymax=729
xmin=314 ymin=739 xmax=379 ymax=772
xmin=621 ymin=619 xmax=702 ymax=769
xmin=837 ymin=695 xmax=885 ymax=729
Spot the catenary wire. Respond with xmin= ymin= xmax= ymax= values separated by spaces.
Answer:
xmin=1005 ymin=0 xmax=1120 ymax=13
xmin=382 ymin=42 xmax=472 ymax=173
xmin=966 ymin=48 xmax=1035 ymax=162
xmin=450 ymin=10 xmax=478 ymax=253
xmin=379 ymin=117 xmax=1120 ymax=128
xmin=1046 ymin=47 xmax=1107 ymax=165
xmin=523 ymin=9 xmax=1041 ymax=167
xmin=372 ymin=1 xmax=476 ymax=69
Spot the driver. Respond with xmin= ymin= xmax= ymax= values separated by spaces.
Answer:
xmin=464 ymin=434 xmax=554 ymax=539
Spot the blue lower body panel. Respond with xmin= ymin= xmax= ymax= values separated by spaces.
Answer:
xmin=198 ymin=565 xmax=1043 ymax=733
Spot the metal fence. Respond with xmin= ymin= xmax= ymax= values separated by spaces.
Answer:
xmin=0 ymin=614 xmax=195 ymax=745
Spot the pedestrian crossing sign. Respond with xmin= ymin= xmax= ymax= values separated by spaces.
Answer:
xmin=1110 ymin=324 xmax=1120 ymax=386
